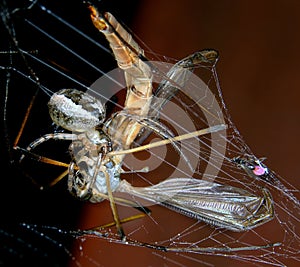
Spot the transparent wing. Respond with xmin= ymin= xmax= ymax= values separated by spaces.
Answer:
xmin=134 ymin=49 xmax=219 ymax=145
xmin=117 ymin=177 xmax=274 ymax=231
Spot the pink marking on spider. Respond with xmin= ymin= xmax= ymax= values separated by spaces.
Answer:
xmin=253 ymin=165 xmax=267 ymax=176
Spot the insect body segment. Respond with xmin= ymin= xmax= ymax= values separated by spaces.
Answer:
xmin=89 ymin=5 xmax=153 ymax=149
xmin=88 ymin=5 xmax=144 ymax=59
xmin=67 ymin=129 xmax=120 ymax=202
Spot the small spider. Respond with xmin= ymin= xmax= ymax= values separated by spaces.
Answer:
xmin=232 ymin=156 xmax=271 ymax=180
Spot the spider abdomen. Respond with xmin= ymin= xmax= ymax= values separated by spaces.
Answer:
xmin=48 ymin=89 xmax=105 ymax=132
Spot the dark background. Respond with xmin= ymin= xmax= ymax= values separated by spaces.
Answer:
xmin=1 ymin=0 xmax=300 ymax=266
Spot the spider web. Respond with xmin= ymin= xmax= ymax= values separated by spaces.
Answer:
xmin=0 ymin=1 xmax=299 ymax=267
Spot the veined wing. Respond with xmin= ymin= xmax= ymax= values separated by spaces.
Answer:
xmin=117 ymin=178 xmax=274 ymax=231
xmin=134 ymin=49 xmax=219 ymax=146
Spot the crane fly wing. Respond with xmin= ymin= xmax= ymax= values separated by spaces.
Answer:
xmin=151 ymin=49 xmax=219 ymax=120
xmin=117 ymin=178 xmax=273 ymax=231
xmin=134 ymin=49 xmax=219 ymax=146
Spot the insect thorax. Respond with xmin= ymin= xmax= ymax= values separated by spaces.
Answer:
xmin=68 ymin=129 xmax=121 ymax=203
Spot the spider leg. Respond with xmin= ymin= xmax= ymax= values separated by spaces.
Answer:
xmin=87 ymin=213 xmax=146 ymax=231
xmin=18 ymin=132 xmax=77 ymax=161
xmin=14 ymin=146 xmax=72 ymax=188
xmin=13 ymin=89 xmax=39 ymax=149
xmin=15 ymin=132 xmax=78 ymax=188
xmin=101 ymin=164 xmax=125 ymax=240
xmin=49 ymin=169 xmax=69 ymax=187
xmin=15 ymin=146 xmax=70 ymax=167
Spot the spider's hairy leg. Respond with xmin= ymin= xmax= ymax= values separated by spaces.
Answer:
xmin=17 ymin=132 xmax=77 ymax=161
xmin=13 ymin=90 xmax=38 ymax=150
xmin=14 ymin=133 xmax=78 ymax=188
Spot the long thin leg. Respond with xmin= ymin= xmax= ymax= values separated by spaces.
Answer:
xmin=101 ymin=165 xmax=125 ymax=240
xmin=49 ymin=169 xmax=69 ymax=187
xmin=14 ymin=132 xmax=75 ymax=185
xmin=22 ymin=133 xmax=77 ymax=152
xmin=16 ymin=132 xmax=77 ymax=163
xmin=88 ymin=213 xmax=146 ymax=231
xmin=15 ymin=146 xmax=70 ymax=167
xmin=15 ymin=146 xmax=71 ymax=188
xmin=108 ymin=124 xmax=226 ymax=157
xmin=14 ymin=133 xmax=78 ymax=187
xmin=13 ymin=91 xmax=38 ymax=149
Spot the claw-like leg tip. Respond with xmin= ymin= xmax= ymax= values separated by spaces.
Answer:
xmin=118 ymin=228 xmax=126 ymax=242
xmin=87 ymin=4 xmax=107 ymax=31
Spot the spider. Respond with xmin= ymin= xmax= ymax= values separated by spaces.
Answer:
xmin=13 ymin=3 xmax=276 ymax=251
xmin=231 ymin=155 xmax=274 ymax=185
